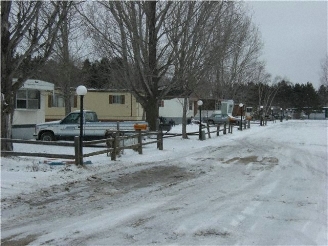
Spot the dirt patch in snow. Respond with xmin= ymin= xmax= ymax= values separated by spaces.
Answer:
xmin=112 ymin=165 xmax=196 ymax=189
xmin=224 ymin=156 xmax=278 ymax=165
xmin=3 ymin=165 xmax=197 ymax=210
xmin=1 ymin=233 xmax=40 ymax=246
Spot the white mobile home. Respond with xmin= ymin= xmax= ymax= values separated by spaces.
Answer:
xmin=12 ymin=79 xmax=54 ymax=139
xmin=158 ymin=98 xmax=195 ymax=124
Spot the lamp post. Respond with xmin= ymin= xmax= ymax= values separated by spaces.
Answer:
xmin=197 ymin=100 xmax=203 ymax=140
xmin=260 ymin=105 xmax=263 ymax=126
xmin=280 ymin=108 xmax=283 ymax=122
xmin=76 ymin=85 xmax=87 ymax=165
xmin=271 ymin=107 xmax=274 ymax=123
xmin=239 ymin=103 xmax=243 ymax=130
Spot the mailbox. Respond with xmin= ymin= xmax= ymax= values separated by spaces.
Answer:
xmin=134 ymin=124 xmax=148 ymax=131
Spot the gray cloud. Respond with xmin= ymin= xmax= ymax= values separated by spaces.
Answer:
xmin=247 ymin=0 xmax=327 ymax=88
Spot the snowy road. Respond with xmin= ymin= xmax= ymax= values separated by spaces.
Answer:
xmin=1 ymin=120 xmax=327 ymax=245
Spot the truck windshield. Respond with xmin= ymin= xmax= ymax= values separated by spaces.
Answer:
xmin=61 ymin=111 xmax=99 ymax=124
xmin=61 ymin=113 xmax=80 ymax=124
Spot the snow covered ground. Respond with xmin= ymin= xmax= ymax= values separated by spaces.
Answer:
xmin=1 ymin=120 xmax=327 ymax=245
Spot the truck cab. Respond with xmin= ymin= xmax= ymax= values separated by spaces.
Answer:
xmin=60 ymin=111 xmax=99 ymax=124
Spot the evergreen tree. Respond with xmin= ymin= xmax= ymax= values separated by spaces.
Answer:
xmin=273 ymin=80 xmax=294 ymax=109
xmin=292 ymin=82 xmax=320 ymax=117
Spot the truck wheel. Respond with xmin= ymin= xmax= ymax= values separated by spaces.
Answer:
xmin=40 ymin=132 xmax=54 ymax=141
xmin=209 ymin=120 xmax=214 ymax=125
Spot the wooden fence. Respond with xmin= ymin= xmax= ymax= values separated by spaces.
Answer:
xmin=163 ymin=122 xmax=234 ymax=139
xmin=81 ymin=130 xmax=163 ymax=162
xmin=0 ymin=139 xmax=76 ymax=159
xmin=1 ymin=121 xmax=250 ymax=165
xmin=1 ymin=130 xmax=163 ymax=165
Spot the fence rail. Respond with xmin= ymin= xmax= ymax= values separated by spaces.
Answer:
xmin=1 ymin=138 xmax=76 ymax=159
xmin=0 ymin=151 xmax=75 ymax=159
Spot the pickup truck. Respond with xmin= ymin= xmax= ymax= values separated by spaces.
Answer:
xmin=34 ymin=110 xmax=148 ymax=141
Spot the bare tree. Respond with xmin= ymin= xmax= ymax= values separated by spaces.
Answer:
xmin=79 ymin=2 xmax=199 ymax=130
xmin=320 ymin=55 xmax=328 ymax=87
xmin=51 ymin=2 xmax=86 ymax=115
xmin=78 ymin=1 xmax=264 ymax=130
xmin=206 ymin=2 xmax=263 ymax=101
xmin=254 ymin=68 xmax=290 ymax=116
xmin=1 ymin=1 xmax=71 ymax=150
xmin=170 ymin=2 xmax=225 ymax=138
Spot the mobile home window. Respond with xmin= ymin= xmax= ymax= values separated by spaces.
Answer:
xmin=246 ymin=107 xmax=253 ymax=113
xmin=48 ymin=94 xmax=77 ymax=108
xmin=16 ymin=89 xmax=40 ymax=109
xmin=109 ymin=95 xmax=125 ymax=104
xmin=53 ymin=94 xmax=65 ymax=107
xmin=189 ymin=101 xmax=192 ymax=110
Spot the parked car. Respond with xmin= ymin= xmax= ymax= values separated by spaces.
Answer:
xmin=205 ymin=113 xmax=240 ymax=125
xmin=205 ymin=113 xmax=229 ymax=125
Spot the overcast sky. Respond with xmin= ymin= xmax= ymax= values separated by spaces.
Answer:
xmin=246 ymin=0 xmax=327 ymax=89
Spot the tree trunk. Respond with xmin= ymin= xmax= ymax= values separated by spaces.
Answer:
xmin=1 ymin=80 xmax=14 ymax=150
xmin=182 ymin=97 xmax=188 ymax=139
xmin=143 ymin=1 xmax=160 ymax=132
xmin=64 ymin=81 xmax=72 ymax=115
xmin=61 ymin=11 xmax=72 ymax=116
xmin=1 ymin=109 xmax=13 ymax=151
xmin=143 ymin=97 xmax=159 ymax=131
xmin=1 ymin=2 xmax=13 ymax=150
xmin=147 ymin=1 xmax=157 ymax=81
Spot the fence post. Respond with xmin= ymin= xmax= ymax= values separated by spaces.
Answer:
xmin=217 ymin=124 xmax=220 ymax=136
xmin=157 ymin=130 xmax=163 ymax=150
xmin=248 ymin=120 xmax=250 ymax=129
xmin=206 ymin=122 xmax=211 ymax=138
xmin=74 ymin=136 xmax=80 ymax=165
xmin=244 ymin=120 xmax=246 ymax=130
xmin=224 ymin=123 xmax=227 ymax=134
xmin=230 ymin=123 xmax=233 ymax=134
xmin=160 ymin=132 xmax=163 ymax=150
xmin=157 ymin=130 xmax=160 ymax=149
xmin=137 ymin=130 xmax=142 ymax=154
xmin=111 ymin=133 xmax=117 ymax=161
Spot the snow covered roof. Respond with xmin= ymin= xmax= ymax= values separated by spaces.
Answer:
xmin=18 ymin=79 xmax=54 ymax=91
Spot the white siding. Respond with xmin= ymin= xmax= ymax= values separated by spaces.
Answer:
xmin=159 ymin=98 xmax=194 ymax=123
xmin=13 ymin=80 xmax=54 ymax=125
xmin=13 ymin=91 xmax=48 ymax=125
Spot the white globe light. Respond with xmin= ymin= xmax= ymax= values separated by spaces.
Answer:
xmin=76 ymin=85 xmax=87 ymax=96
xmin=239 ymin=103 xmax=243 ymax=107
xmin=197 ymin=100 xmax=203 ymax=106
